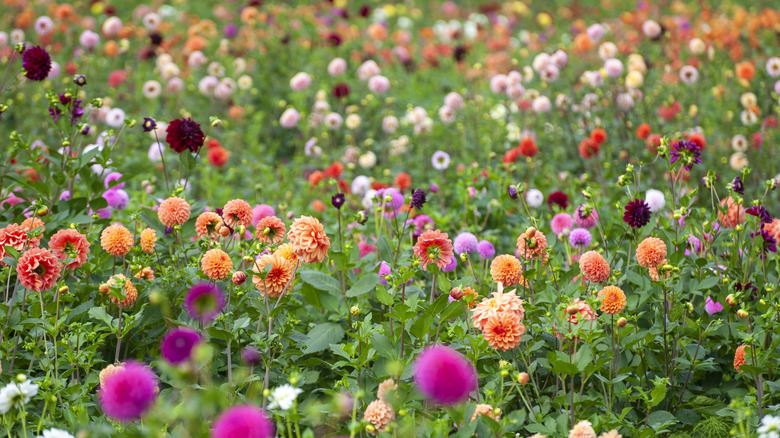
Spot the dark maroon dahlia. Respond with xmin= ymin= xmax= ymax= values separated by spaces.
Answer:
xmin=22 ymin=46 xmax=52 ymax=81
xmin=623 ymin=198 xmax=652 ymax=228
xmin=547 ymin=191 xmax=568 ymax=210
xmin=166 ymin=118 xmax=205 ymax=153
xmin=332 ymin=83 xmax=350 ymax=99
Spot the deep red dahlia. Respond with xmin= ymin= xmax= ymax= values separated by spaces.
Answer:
xmin=165 ymin=118 xmax=205 ymax=153
xmin=22 ymin=46 xmax=52 ymax=81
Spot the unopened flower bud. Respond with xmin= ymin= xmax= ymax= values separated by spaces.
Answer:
xmin=350 ymin=306 xmax=360 ymax=316
xmin=617 ymin=317 xmax=627 ymax=327
xmin=58 ymin=286 xmax=69 ymax=294
xmin=737 ymin=309 xmax=749 ymax=319
xmin=566 ymin=305 xmax=579 ymax=315
xmin=232 ymin=271 xmax=246 ymax=285
xmin=517 ymin=372 xmax=530 ymax=385
xmin=99 ymin=284 xmax=109 ymax=294
xmin=219 ymin=226 xmax=230 ymax=237
xmin=450 ymin=287 xmax=464 ymax=300
xmin=725 ymin=294 xmax=737 ymax=307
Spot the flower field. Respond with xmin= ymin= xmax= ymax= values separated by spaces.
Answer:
xmin=1 ymin=0 xmax=780 ymax=437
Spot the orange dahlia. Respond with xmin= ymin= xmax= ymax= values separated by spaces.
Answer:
xmin=140 ymin=228 xmax=156 ymax=253
xmin=195 ymin=212 xmax=224 ymax=240
xmin=636 ymin=237 xmax=667 ymax=268
xmin=48 ymin=228 xmax=90 ymax=269
xmin=516 ymin=227 xmax=548 ymax=260
xmin=201 ymin=248 xmax=233 ymax=281
xmin=462 ymin=286 xmax=478 ymax=308
xmin=20 ymin=217 xmax=45 ymax=247
xmin=490 ymin=254 xmax=524 ymax=286
xmin=17 ymin=247 xmax=62 ymax=292
xmin=0 ymin=223 xmax=32 ymax=265
xmin=377 ymin=378 xmax=397 ymax=401
xmin=222 ymin=199 xmax=253 ymax=229
xmin=134 ymin=266 xmax=155 ymax=280
xmin=102 ymin=274 xmax=138 ymax=308
xmin=567 ymin=298 xmax=597 ymax=325
xmin=252 ymin=253 xmax=295 ymax=297
xmin=648 ymin=259 xmax=670 ymax=281
xmin=274 ymin=243 xmax=297 ymax=263
xmin=482 ymin=312 xmax=525 ymax=351
xmin=100 ymin=224 xmax=133 ymax=257
xmin=471 ymin=404 xmax=499 ymax=422
xmin=157 ymin=196 xmax=191 ymax=227
xmin=569 ymin=420 xmax=597 ymax=438
xmin=763 ymin=218 xmax=780 ymax=245
xmin=597 ymin=286 xmax=627 ymax=315
xmin=363 ymin=399 xmax=395 ymax=434
xmin=734 ymin=344 xmax=748 ymax=372
xmin=717 ymin=196 xmax=745 ymax=229
xmin=472 ymin=289 xmax=525 ymax=331
xmin=578 ymin=251 xmax=610 ymax=283
xmin=287 ymin=216 xmax=331 ymax=264
xmin=412 ymin=229 xmax=454 ymax=271
xmin=255 ymin=216 xmax=287 ymax=244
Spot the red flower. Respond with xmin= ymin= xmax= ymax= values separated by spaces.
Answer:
xmin=394 ymin=172 xmax=411 ymax=191
xmin=688 ymin=132 xmax=706 ymax=149
xmin=502 ymin=147 xmax=521 ymax=163
xmin=519 ymin=137 xmax=538 ymax=157
xmin=413 ymin=229 xmax=454 ymax=271
xmin=636 ymin=123 xmax=651 ymax=139
xmin=646 ymin=134 xmax=662 ymax=153
xmin=17 ymin=248 xmax=62 ymax=292
xmin=325 ymin=162 xmax=344 ymax=179
xmin=208 ymin=146 xmax=230 ymax=167
xmin=48 ymin=228 xmax=90 ymax=270
xmin=590 ymin=128 xmax=607 ymax=145
xmin=578 ymin=138 xmax=599 ymax=159
xmin=166 ymin=118 xmax=205 ymax=154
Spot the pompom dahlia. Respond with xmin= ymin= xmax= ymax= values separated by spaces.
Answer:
xmin=165 ymin=118 xmax=204 ymax=153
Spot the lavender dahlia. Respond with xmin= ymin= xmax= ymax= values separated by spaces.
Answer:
xmin=623 ymin=198 xmax=652 ymax=228
xmin=453 ymin=232 xmax=479 ymax=255
xmin=477 ymin=240 xmax=495 ymax=259
xmin=184 ymin=283 xmax=226 ymax=323
xmin=98 ymin=362 xmax=158 ymax=422
xmin=413 ymin=345 xmax=476 ymax=405
xmin=569 ymin=228 xmax=592 ymax=248
xmin=160 ymin=327 xmax=202 ymax=364
xmin=22 ymin=46 xmax=52 ymax=81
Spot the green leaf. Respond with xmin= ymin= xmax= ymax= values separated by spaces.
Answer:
xmin=299 ymin=270 xmax=341 ymax=295
xmin=648 ymin=377 xmax=668 ymax=409
xmin=346 ymin=274 xmax=379 ymax=297
xmin=88 ymin=307 xmax=114 ymax=329
xmin=376 ymin=286 xmax=394 ymax=306
xmin=696 ymin=277 xmax=719 ymax=291
xmin=303 ymin=323 xmax=345 ymax=354
xmin=370 ymin=332 xmax=397 ymax=359
xmin=647 ymin=410 xmax=677 ymax=431
xmin=440 ymin=301 xmax=465 ymax=321
xmin=410 ymin=314 xmax=434 ymax=340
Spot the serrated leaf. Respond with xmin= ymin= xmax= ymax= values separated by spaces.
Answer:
xmin=88 ymin=307 xmax=114 ymax=329
xmin=304 ymin=323 xmax=345 ymax=354
xmin=346 ymin=274 xmax=378 ymax=297
xmin=299 ymin=270 xmax=341 ymax=294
